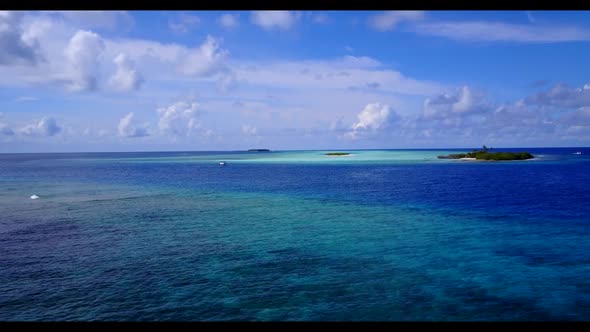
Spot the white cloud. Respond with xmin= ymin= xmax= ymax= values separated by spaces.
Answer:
xmin=368 ymin=11 xmax=425 ymax=31
xmin=250 ymin=11 xmax=299 ymax=30
xmin=339 ymin=55 xmax=381 ymax=68
xmin=345 ymin=103 xmax=397 ymax=139
xmin=156 ymin=101 xmax=200 ymax=137
xmin=525 ymin=83 xmax=590 ymax=108
xmin=1 ymin=13 xmax=447 ymax=112
xmin=452 ymin=86 xmax=477 ymax=113
xmin=0 ymin=11 xmax=42 ymax=65
xmin=406 ymin=88 xmax=567 ymax=145
xmin=118 ymin=112 xmax=149 ymax=138
xmin=63 ymin=30 xmax=105 ymax=92
xmin=413 ymin=21 xmax=590 ymax=43
xmin=179 ymin=35 xmax=229 ymax=77
xmin=234 ymin=56 xmax=443 ymax=96
xmin=218 ymin=13 xmax=239 ymax=29
xmin=104 ymin=38 xmax=185 ymax=64
xmin=109 ymin=53 xmax=144 ymax=91
xmin=352 ymin=103 xmax=392 ymax=131
xmin=241 ymin=124 xmax=257 ymax=136
xmin=3 ymin=15 xmax=232 ymax=91
xmin=169 ymin=13 xmax=200 ymax=34
xmin=101 ymin=35 xmax=231 ymax=84
xmin=20 ymin=117 xmax=62 ymax=136
xmin=423 ymin=86 xmax=488 ymax=119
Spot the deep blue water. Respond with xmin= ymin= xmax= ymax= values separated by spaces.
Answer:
xmin=0 ymin=148 xmax=589 ymax=321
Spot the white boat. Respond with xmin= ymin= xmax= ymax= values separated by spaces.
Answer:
xmin=219 ymin=161 xmax=226 ymax=166
xmin=573 ymin=152 xmax=582 ymax=155
xmin=30 ymin=194 xmax=39 ymax=200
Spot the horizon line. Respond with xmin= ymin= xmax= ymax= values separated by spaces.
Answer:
xmin=1 ymin=146 xmax=588 ymax=155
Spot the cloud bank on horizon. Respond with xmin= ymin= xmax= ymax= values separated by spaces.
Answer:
xmin=1 ymin=10 xmax=590 ymax=152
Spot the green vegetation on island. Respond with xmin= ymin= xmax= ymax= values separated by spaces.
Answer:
xmin=325 ymin=152 xmax=351 ymax=156
xmin=248 ymin=149 xmax=271 ymax=152
xmin=437 ymin=145 xmax=534 ymax=161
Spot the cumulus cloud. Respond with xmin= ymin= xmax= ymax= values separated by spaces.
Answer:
xmin=0 ymin=11 xmax=42 ymax=65
xmin=403 ymin=86 xmax=568 ymax=145
xmin=156 ymin=101 xmax=200 ymax=137
xmin=452 ymin=86 xmax=479 ymax=113
xmin=407 ymin=87 xmax=497 ymax=143
xmin=20 ymin=117 xmax=62 ymax=136
xmin=218 ymin=13 xmax=239 ymax=29
xmin=179 ymin=35 xmax=229 ymax=77
xmin=423 ymin=86 xmax=489 ymax=119
xmin=64 ymin=30 xmax=105 ymax=92
xmin=0 ymin=14 xmax=235 ymax=94
xmin=118 ymin=112 xmax=149 ymax=138
xmin=345 ymin=103 xmax=398 ymax=139
xmin=352 ymin=103 xmax=394 ymax=131
xmin=368 ymin=11 xmax=425 ymax=31
xmin=525 ymin=83 xmax=590 ymax=108
xmin=250 ymin=11 xmax=300 ymax=30
xmin=169 ymin=13 xmax=200 ymax=34
xmin=109 ymin=53 xmax=144 ymax=91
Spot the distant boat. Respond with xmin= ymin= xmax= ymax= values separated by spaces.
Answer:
xmin=30 ymin=194 xmax=39 ymax=200
xmin=219 ymin=161 xmax=227 ymax=166
xmin=573 ymin=152 xmax=582 ymax=155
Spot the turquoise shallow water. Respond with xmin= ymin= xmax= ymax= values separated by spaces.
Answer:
xmin=0 ymin=148 xmax=589 ymax=321
xmin=86 ymin=149 xmax=538 ymax=164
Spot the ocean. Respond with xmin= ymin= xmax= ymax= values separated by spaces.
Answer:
xmin=0 ymin=148 xmax=589 ymax=321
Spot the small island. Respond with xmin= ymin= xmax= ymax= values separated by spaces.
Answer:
xmin=438 ymin=146 xmax=534 ymax=161
xmin=325 ymin=152 xmax=351 ymax=156
xmin=248 ymin=149 xmax=271 ymax=152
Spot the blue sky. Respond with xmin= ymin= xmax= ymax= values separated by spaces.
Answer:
xmin=1 ymin=10 xmax=590 ymax=152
